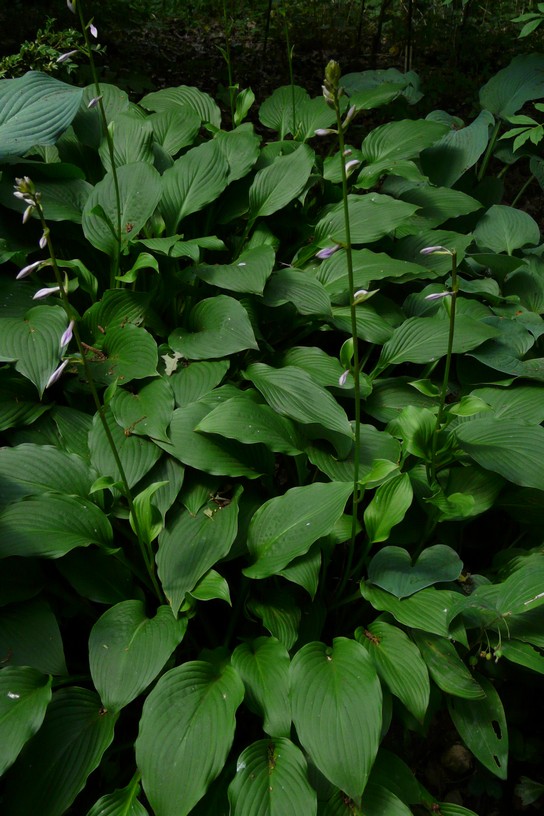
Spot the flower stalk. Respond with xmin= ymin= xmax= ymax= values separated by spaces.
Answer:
xmin=15 ymin=177 xmax=162 ymax=600
xmin=320 ymin=61 xmax=362 ymax=593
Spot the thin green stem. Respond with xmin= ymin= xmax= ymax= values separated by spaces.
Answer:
xmin=430 ymin=251 xmax=458 ymax=484
xmin=511 ymin=173 xmax=535 ymax=207
xmin=77 ymin=0 xmax=122 ymax=286
xmin=476 ymin=120 xmax=501 ymax=182
xmin=35 ymin=203 xmax=162 ymax=600
xmin=285 ymin=22 xmax=296 ymax=136
xmin=222 ymin=0 xmax=236 ymax=125
xmin=328 ymin=75 xmax=362 ymax=598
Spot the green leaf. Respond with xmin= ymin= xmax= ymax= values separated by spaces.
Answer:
xmin=0 ymin=599 xmax=66 ymax=675
xmin=307 ymin=425 xmax=401 ymax=484
xmin=360 ymin=782 xmax=414 ymax=816
xmin=357 ymin=119 xmax=449 ymax=188
xmin=0 ymin=444 xmax=93 ymax=507
xmin=316 ymin=248 xmax=429 ymax=297
xmin=314 ymin=194 xmax=418 ymax=246
xmin=479 ymin=54 xmax=544 ymax=119
xmin=247 ymin=587 xmax=301 ymax=650
xmin=0 ymin=71 xmax=83 ymax=160
xmin=0 ymin=371 xmax=50 ymax=431
xmin=290 ymin=638 xmax=382 ymax=800
xmin=244 ymin=363 xmax=352 ymax=442
xmin=82 ymin=162 xmax=162 ymax=255
xmin=86 ymin=780 xmax=149 ymax=816
xmin=157 ymin=491 xmax=240 ymax=614
xmin=111 ymin=378 xmax=174 ymax=442
xmin=399 ymin=186 xmax=481 ymax=228
xmin=169 ymin=296 xmax=258 ymax=360
xmin=190 ymin=569 xmax=231 ymax=604
xmin=99 ymin=112 xmax=154 ymax=171
xmin=263 ymin=268 xmax=332 ymax=316
xmin=411 ymin=632 xmax=485 ymax=699
xmin=357 ymin=621 xmax=429 ymax=722
xmin=499 ymin=639 xmax=544 ymax=674
xmin=248 ymin=144 xmax=314 ymax=219
xmin=196 ymin=394 xmax=305 ymax=454
xmin=473 ymin=204 xmax=540 ymax=254
xmin=148 ymin=106 xmax=200 ymax=155
xmin=0 ymin=305 xmax=68 ymax=397
xmin=140 ymin=85 xmax=221 ymax=128
xmin=231 ymin=637 xmax=290 ymax=738
xmin=161 ymin=140 xmax=229 ymax=233
xmin=89 ymin=600 xmax=187 ymax=712
xmin=0 ymin=494 xmax=112 ymax=558
xmin=258 ymin=85 xmax=310 ymax=138
xmin=369 ymin=749 xmax=422 ymax=805
xmin=455 ymin=416 xmax=544 ymax=491
xmin=215 ymin=124 xmax=261 ymax=182
xmin=361 ymin=583 xmax=464 ymax=638
xmin=421 ymin=110 xmax=495 ymax=187
xmin=363 ymin=474 xmax=414 ymax=545
xmin=89 ymin=407 xmax=161 ymax=489
xmin=244 ymin=481 xmax=353 ymax=578
xmin=376 ymin=316 xmax=498 ymax=372
xmin=162 ymin=401 xmax=270 ymax=478
xmin=228 ymin=738 xmax=317 ymax=816
xmin=169 ymin=360 xmax=229 ymax=407
xmin=436 ymin=805 xmax=479 ymax=816
xmin=368 ymin=545 xmax=463 ymax=598
xmin=136 ymin=661 xmax=244 ymax=816
xmin=57 ymin=548 xmax=135 ymax=605
xmin=195 ymin=245 xmax=274 ymax=295
xmin=0 ymin=666 xmax=52 ymax=775
xmin=447 ymin=676 xmax=508 ymax=779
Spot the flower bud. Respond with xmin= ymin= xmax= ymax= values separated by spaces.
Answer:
xmin=338 ymin=369 xmax=349 ymax=387
xmin=56 ymin=50 xmax=79 ymax=64
xmin=46 ymin=360 xmax=68 ymax=389
xmin=89 ymin=22 xmax=98 ymax=38
xmin=33 ymin=285 xmax=60 ymax=300
xmin=16 ymin=260 xmax=42 ymax=280
xmin=316 ymin=244 xmax=341 ymax=260
xmin=87 ymin=95 xmax=102 ymax=109
xmin=67 ymin=0 xmax=77 ymax=13
xmin=424 ymin=291 xmax=452 ymax=301
xmin=39 ymin=230 xmax=48 ymax=249
xmin=60 ymin=319 xmax=75 ymax=349
xmin=420 ymin=245 xmax=452 ymax=256
xmin=22 ymin=205 xmax=34 ymax=224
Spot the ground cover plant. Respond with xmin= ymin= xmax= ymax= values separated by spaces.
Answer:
xmin=1 ymin=4 xmax=544 ymax=815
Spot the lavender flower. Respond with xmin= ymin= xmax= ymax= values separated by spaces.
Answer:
xmin=33 ymin=286 xmax=60 ymax=300
xmin=89 ymin=23 xmax=98 ymax=38
xmin=56 ymin=50 xmax=79 ymax=64
xmin=60 ymin=319 xmax=75 ymax=349
xmin=316 ymin=245 xmax=341 ymax=260
xmin=420 ymin=245 xmax=453 ymax=256
xmin=338 ymin=370 xmax=349 ymax=387
xmin=22 ymin=205 xmax=34 ymax=224
xmin=425 ymin=291 xmax=452 ymax=301
xmin=39 ymin=231 xmax=48 ymax=250
xmin=46 ymin=360 xmax=68 ymax=389
xmin=87 ymin=95 xmax=102 ymax=109
xmin=315 ymin=128 xmax=337 ymax=137
xmin=16 ymin=260 xmax=42 ymax=280
xmin=345 ymin=159 xmax=361 ymax=174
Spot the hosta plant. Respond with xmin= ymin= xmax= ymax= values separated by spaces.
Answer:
xmin=1 ymin=38 xmax=544 ymax=816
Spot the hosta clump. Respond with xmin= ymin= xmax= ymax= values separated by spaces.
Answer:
xmin=1 ymin=48 xmax=544 ymax=816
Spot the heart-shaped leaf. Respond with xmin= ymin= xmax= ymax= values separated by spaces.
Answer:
xmin=89 ymin=600 xmax=187 ymax=711
xmin=231 ymin=637 xmax=290 ymax=738
xmin=169 ymin=296 xmax=258 ymax=360
xmin=290 ymin=638 xmax=382 ymax=800
xmin=136 ymin=661 xmax=244 ymax=816
xmin=368 ymin=545 xmax=463 ymax=598
xmin=228 ymin=738 xmax=317 ymax=816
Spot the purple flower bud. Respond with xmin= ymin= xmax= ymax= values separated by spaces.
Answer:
xmin=353 ymin=289 xmax=368 ymax=299
xmin=13 ymin=191 xmax=26 ymax=201
xmin=425 ymin=291 xmax=452 ymax=301
xmin=33 ymin=286 xmax=60 ymax=300
xmin=46 ymin=360 xmax=68 ymax=389
xmin=420 ymin=245 xmax=452 ymax=256
xmin=314 ymin=128 xmax=336 ymax=136
xmin=56 ymin=50 xmax=78 ymax=64
xmin=89 ymin=23 xmax=98 ymax=38
xmin=22 ymin=205 xmax=34 ymax=224
xmin=343 ymin=148 xmax=352 ymax=157
xmin=87 ymin=95 xmax=102 ymax=109
xmin=16 ymin=260 xmax=42 ymax=280
xmin=39 ymin=231 xmax=48 ymax=249
xmin=60 ymin=319 xmax=75 ymax=349
xmin=338 ymin=370 xmax=349 ymax=387
xmin=316 ymin=244 xmax=341 ymax=260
